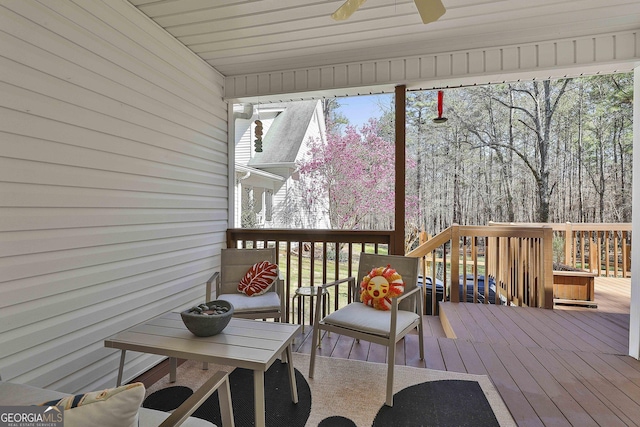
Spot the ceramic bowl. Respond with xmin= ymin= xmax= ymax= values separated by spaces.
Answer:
xmin=180 ymin=300 xmax=234 ymax=337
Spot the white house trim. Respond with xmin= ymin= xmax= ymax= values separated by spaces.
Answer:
xmin=225 ymin=30 xmax=640 ymax=102
xmin=631 ymin=65 xmax=640 ymax=360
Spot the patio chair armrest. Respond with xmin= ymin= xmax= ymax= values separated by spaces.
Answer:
xmin=321 ymin=276 xmax=357 ymax=299
xmin=206 ymin=271 xmax=220 ymax=302
xmin=396 ymin=285 xmax=421 ymax=302
xmin=275 ymin=276 xmax=286 ymax=318
xmin=158 ymin=370 xmax=232 ymax=427
xmin=320 ymin=276 xmax=355 ymax=290
xmin=394 ymin=286 xmax=423 ymax=314
xmin=312 ymin=276 xmax=356 ymax=323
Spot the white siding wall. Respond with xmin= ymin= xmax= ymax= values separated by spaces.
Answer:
xmin=0 ymin=0 xmax=227 ymax=392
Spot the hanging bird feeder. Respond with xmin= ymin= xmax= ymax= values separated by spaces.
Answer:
xmin=433 ymin=90 xmax=448 ymax=123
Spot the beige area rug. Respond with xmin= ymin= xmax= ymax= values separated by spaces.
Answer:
xmin=145 ymin=354 xmax=516 ymax=427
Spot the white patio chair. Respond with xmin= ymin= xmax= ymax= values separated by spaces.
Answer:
xmin=308 ymin=252 xmax=424 ymax=407
xmin=207 ymin=248 xmax=285 ymax=321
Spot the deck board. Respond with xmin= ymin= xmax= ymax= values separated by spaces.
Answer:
xmin=292 ymin=277 xmax=640 ymax=426
xmin=454 ymin=339 xmax=487 ymax=375
xmin=423 ymin=336 xmax=447 ymax=370
xmin=438 ymin=337 xmax=466 ymax=373
xmin=473 ymin=341 xmax=544 ymax=427
xmin=527 ymin=346 xmax=625 ymax=427
xmin=493 ymin=342 xmax=571 ymax=427
xmin=510 ymin=345 xmax=598 ymax=427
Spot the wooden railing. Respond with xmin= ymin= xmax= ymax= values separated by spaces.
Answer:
xmin=226 ymin=228 xmax=394 ymax=324
xmin=406 ymin=225 xmax=554 ymax=314
xmin=490 ymin=222 xmax=631 ymax=277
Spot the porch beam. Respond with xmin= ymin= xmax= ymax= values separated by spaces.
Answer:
xmin=393 ymin=85 xmax=406 ymax=255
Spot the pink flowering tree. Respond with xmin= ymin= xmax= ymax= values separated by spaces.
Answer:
xmin=297 ymin=119 xmax=419 ymax=244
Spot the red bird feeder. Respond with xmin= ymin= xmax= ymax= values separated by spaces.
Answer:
xmin=433 ymin=90 xmax=448 ymax=123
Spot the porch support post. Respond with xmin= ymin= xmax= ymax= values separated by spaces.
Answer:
xmin=542 ymin=226 xmax=554 ymax=309
xmin=630 ymin=65 xmax=640 ymax=359
xmin=393 ymin=85 xmax=406 ymax=255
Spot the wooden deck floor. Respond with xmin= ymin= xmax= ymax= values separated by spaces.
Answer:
xmin=293 ymin=277 xmax=640 ymax=426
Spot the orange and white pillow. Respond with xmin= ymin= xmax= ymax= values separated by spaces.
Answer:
xmin=238 ymin=261 xmax=279 ymax=296
xmin=360 ymin=265 xmax=404 ymax=310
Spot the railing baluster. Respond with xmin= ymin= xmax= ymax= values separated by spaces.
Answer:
xmin=226 ymin=224 xmax=627 ymax=319
xmin=580 ymin=231 xmax=585 ymax=269
xmin=604 ymin=231 xmax=608 ymax=276
xmin=431 ymin=250 xmax=437 ymax=313
xmin=623 ymin=231 xmax=629 ymax=278
xmin=612 ymin=231 xmax=618 ymax=277
xmin=572 ymin=229 xmax=577 ymax=267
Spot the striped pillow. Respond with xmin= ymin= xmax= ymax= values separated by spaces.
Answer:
xmin=238 ymin=261 xmax=279 ymax=296
xmin=38 ymin=382 xmax=144 ymax=427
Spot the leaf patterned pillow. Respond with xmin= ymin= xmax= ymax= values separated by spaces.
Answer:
xmin=238 ymin=261 xmax=279 ymax=296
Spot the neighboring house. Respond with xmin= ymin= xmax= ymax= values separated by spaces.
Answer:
xmin=233 ymin=100 xmax=330 ymax=229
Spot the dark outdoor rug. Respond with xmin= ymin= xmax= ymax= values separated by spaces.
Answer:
xmin=372 ymin=380 xmax=500 ymax=427
xmin=143 ymin=360 xmax=311 ymax=427
xmin=143 ymin=354 xmax=514 ymax=426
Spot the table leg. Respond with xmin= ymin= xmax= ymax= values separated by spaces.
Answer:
xmin=116 ymin=350 xmax=126 ymax=386
xmin=169 ymin=357 xmax=177 ymax=383
xmin=301 ymin=294 xmax=306 ymax=333
xmin=253 ymin=370 xmax=266 ymax=427
xmin=286 ymin=344 xmax=299 ymax=403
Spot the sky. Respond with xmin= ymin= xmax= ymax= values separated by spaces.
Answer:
xmin=334 ymin=93 xmax=393 ymax=129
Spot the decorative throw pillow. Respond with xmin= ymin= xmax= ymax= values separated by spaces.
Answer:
xmin=360 ymin=265 xmax=405 ymax=311
xmin=238 ymin=261 xmax=279 ymax=296
xmin=38 ymin=382 xmax=145 ymax=427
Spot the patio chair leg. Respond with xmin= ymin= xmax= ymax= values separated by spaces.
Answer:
xmin=418 ymin=319 xmax=425 ymax=360
xmin=386 ymin=345 xmax=395 ymax=407
xmin=309 ymin=326 xmax=320 ymax=378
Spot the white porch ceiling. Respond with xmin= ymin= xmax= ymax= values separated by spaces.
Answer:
xmin=129 ymin=0 xmax=640 ymax=78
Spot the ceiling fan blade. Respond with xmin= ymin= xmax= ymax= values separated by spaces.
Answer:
xmin=414 ymin=0 xmax=446 ymax=24
xmin=331 ymin=0 xmax=368 ymax=21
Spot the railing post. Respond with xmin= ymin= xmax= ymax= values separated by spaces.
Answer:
xmin=541 ymin=226 xmax=554 ymax=309
xmin=392 ymin=84 xmax=406 ymax=256
xmin=564 ymin=222 xmax=572 ymax=266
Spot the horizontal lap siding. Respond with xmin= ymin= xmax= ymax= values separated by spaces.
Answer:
xmin=0 ymin=0 xmax=227 ymax=393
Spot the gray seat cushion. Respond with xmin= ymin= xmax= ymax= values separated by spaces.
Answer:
xmin=217 ymin=292 xmax=281 ymax=312
xmin=322 ymin=302 xmax=419 ymax=337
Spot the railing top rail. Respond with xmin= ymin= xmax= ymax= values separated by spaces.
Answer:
xmin=406 ymin=224 xmax=553 ymax=259
xmin=227 ymin=228 xmax=394 ymax=244
xmin=563 ymin=223 xmax=632 ymax=231
xmin=406 ymin=226 xmax=452 ymax=258
xmin=489 ymin=221 xmax=632 ymax=232
xmin=458 ymin=225 xmax=552 ymax=238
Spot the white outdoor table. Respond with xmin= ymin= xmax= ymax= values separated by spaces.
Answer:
xmin=105 ymin=312 xmax=301 ymax=427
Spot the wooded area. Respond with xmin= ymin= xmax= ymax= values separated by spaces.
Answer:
xmin=302 ymin=74 xmax=633 ymax=242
